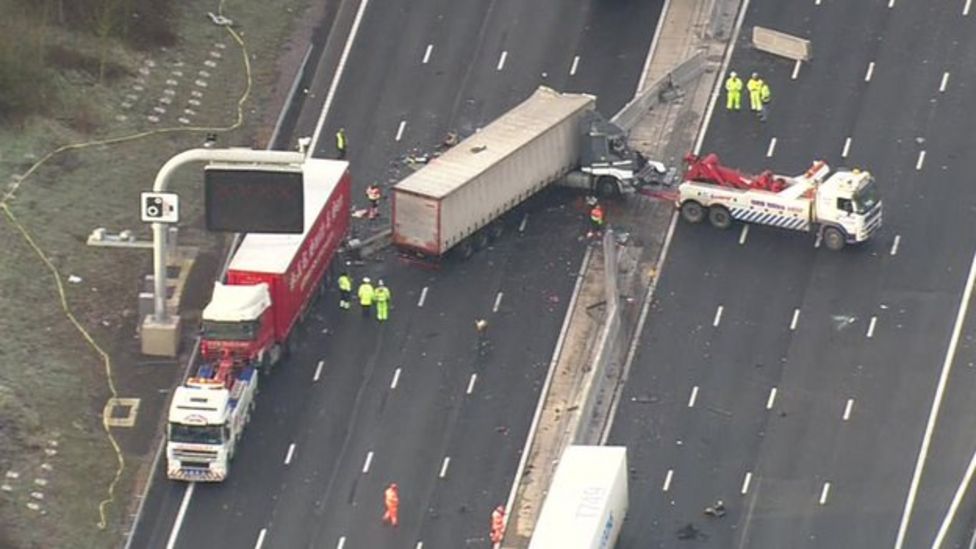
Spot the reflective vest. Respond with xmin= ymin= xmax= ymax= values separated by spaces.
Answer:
xmin=336 ymin=130 xmax=346 ymax=150
xmin=338 ymin=275 xmax=352 ymax=292
xmin=760 ymin=82 xmax=771 ymax=103
xmin=725 ymin=75 xmax=742 ymax=93
xmin=374 ymin=286 xmax=391 ymax=303
xmin=366 ymin=186 xmax=381 ymax=201
xmin=590 ymin=205 xmax=605 ymax=225
xmin=385 ymin=486 xmax=399 ymax=508
xmin=358 ymin=283 xmax=374 ymax=305
xmin=747 ymin=77 xmax=762 ymax=95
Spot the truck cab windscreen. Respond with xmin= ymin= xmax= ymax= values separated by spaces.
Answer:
xmin=853 ymin=178 xmax=880 ymax=213
xmin=202 ymin=320 xmax=259 ymax=341
xmin=169 ymin=423 xmax=223 ymax=444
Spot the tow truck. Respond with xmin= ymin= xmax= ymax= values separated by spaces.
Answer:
xmin=676 ymin=153 xmax=882 ymax=250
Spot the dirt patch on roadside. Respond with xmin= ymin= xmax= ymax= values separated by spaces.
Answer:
xmin=0 ymin=0 xmax=311 ymax=546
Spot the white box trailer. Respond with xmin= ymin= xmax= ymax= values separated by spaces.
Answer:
xmin=529 ymin=445 xmax=629 ymax=549
xmin=392 ymin=86 xmax=596 ymax=258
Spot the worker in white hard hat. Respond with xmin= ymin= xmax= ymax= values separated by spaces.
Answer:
xmin=374 ymin=280 xmax=391 ymax=322
xmin=725 ymin=70 xmax=742 ymax=111
xmin=358 ymin=277 xmax=375 ymax=318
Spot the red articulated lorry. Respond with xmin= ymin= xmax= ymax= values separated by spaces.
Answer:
xmin=198 ymin=158 xmax=351 ymax=370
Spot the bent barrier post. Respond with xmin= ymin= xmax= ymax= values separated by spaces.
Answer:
xmin=752 ymin=26 xmax=812 ymax=61
xmin=612 ymin=51 xmax=708 ymax=132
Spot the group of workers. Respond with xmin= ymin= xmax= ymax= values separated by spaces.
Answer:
xmin=338 ymin=272 xmax=391 ymax=321
xmin=381 ymin=482 xmax=506 ymax=542
xmin=725 ymin=71 xmax=772 ymax=121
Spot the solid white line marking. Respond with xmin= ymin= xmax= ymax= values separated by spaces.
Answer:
xmin=934 ymin=440 xmax=976 ymax=547
xmin=766 ymin=387 xmax=778 ymax=410
xmin=395 ymin=120 xmax=406 ymax=142
xmin=493 ymin=292 xmax=504 ymax=313
xmin=842 ymin=137 xmax=852 ymax=158
xmin=895 ymin=251 xmax=976 ymax=549
xmin=940 ymin=71 xmax=950 ymax=92
xmin=466 ymin=373 xmax=478 ymax=395
xmin=867 ymin=316 xmax=877 ymax=338
xmin=865 ymin=61 xmax=876 ymax=82
xmin=916 ymin=150 xmax=926 ymax=171
xmin=739 ymin=225 xmax=749 ymax=245
xmin=337 ymin=537 xmax=346 ymax=549
xmin=820 ymin=482 xmax=831 ymax=505
xmin=416 ymin=543 xmax=424 ymax=549
xmin=308 ymin=0 xmax=369 ymax=152
xmin=284 ymin=443 xmax=296 ymax=465
xmin=519 ymin=213 xmax=529 ymax=233
xmin=497 ymin=51 xmax=508 ymax=71
xmin=843 ymin=398 xmax=854 ymax=421
xmin=888 ymin=0 xmax=895 ymax=7
xmin=439 ymin=457 xmax=451 ymax=478
xmin=422 ymin=44 xmax=433 ymax=64
xmin=966 ymin=0 xmax=973 ymax=15
xmin=713 ymin=305 xmax=724 ymax=327
xmin=766 ymin=137 xmax=777 ymax=158
xmin=165 ymin=482 xmax=195 ymax=549
xmin=418 ymin=286 xmax=428 ymax=307
xmin=790 ymin=308 xmax=800 ymax=331
xmin=255 ymin=528 xmax=267 ymax=549
xmin=362 ymin=451 xmax=374 ymax=474
xmin=314 ymin=360 xmax=324 ymax=382
xmin=570 ymin=55 xmax=580 ymax=76
xmin=792 ymin=59 xmax=802 ymax=79
xmin=390 ymin=368 xmax=402 ymax=389
xmin=741 ymin=472 xmax=753 ymax=494
xmin=891 ymin=235 xmax=901 ymax=256
xmin=663 ymin=469 xmax=674 ymax=492
xmin=688 ymin=386 xmax=699 ymax=408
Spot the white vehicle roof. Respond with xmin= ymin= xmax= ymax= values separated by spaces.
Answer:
xmin=202 ymin=282 xmax=271 ymax=322
xmin=169 ymin=382 xmax=229 ymax=425
xmin=395 ymin=86 xmax=595 ymax=199
xmin=228 ymin=158 xmax=347 ymax=274
xmin=529 ymin=445 xmax=628 ymax=549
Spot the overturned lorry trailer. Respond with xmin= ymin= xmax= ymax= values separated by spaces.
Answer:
xmin=391 ymin=87 xmax=597 ymax=260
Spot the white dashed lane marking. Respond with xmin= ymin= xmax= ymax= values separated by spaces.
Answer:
xmin=865 ymin=61 xmax=876 ymax=82
xmin=843 ymin=398 xmax=854 ymax=421
xmin=713 ymin=305 xmax=724 ymax=327
xmin=390 ymin=368 xmax=402 ymax=389
xmin=662 ymin=469 xmax=674 ymax=492
xmin=766 ymin=387 xmax=778 ymax=410
xmin=362 ymin=451 xmax=374 ymax=474
xmin=741 ymin=472 xmax=753 ymax=495
xmin=284 ymin=443 xmax=296 ymax=465
xmin=688 ymin=386 xmax=699 ymax=408
xmin=497 ymin=51 xmax=508 ymax=71
xmin=422 ymin=44 xmax=433 ymax=64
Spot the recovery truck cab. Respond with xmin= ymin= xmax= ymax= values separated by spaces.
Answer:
xmin=677 ymin=153 xmax=882 ymax=250
xmin=166 ymin=355 xmax=257 ymax=481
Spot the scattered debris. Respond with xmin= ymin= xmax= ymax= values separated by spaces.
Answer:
xmin=703 ymin=499 xmax=725 ymax=518
xmin=206 ymin=12 xmax=234 ymax=26
xmin=67 ymin=275 xmax=83 ymax=284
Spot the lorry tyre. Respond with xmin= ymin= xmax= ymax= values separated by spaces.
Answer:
xmin=597 ymin=176 xmax=620 ymax=199
xmin=474 ymin=229 xmax=491 ymax=250
xmin=489 ymin=221 xmax=504 ymax=240
xmin=708 ymin=206 xmax=732 ymax=230
xmin=823 ymin=226 xmax=846 ymax=251
xmin=680 ymin=201 xmax=705 ymax=224
xmin=455 ymin=239 xmax=475 ymax=260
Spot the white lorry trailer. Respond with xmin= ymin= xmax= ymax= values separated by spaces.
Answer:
xmin=392 ymin=86 xmax=664 ymax=259
xmin=528 ymin=445 xmax=629 ymax=549
xmin=677 ymin=153 xmax=882 ymax=250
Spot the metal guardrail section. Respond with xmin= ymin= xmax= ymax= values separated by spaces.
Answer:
xmin=752 ymin=26 xmax=812 ymax=61
xmin=611 ymin=50 xmax=708 ymax=132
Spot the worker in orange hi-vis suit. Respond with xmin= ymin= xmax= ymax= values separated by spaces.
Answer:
xmin=382 ymin=483 xmax=400 ymax=527
xmin=490 ymin=505 xmax=506 ymax=544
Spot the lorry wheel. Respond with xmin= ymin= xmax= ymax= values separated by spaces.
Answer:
xmin=823 ymin=227 xmax=846 ymax=251
xmin=597 ymin=176 xmax=620 ymax=199
xmin=474 ymin=230 xmax=491 ymax=250
xmin=455 ymin=239 xmax=475 ymax=260
xmin=680 ymin=201 xmax=705 ymax=224
xmin=708 ymin=206 xmax=732 ymax=230
xmin=489 ymin=221 xmax=504 ymax=240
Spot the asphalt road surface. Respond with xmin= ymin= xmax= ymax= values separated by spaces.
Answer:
xmin=128 ymin=0 xmax=662 ymax=547
xmin=609 ymin=1 xmax=976 ymax=548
